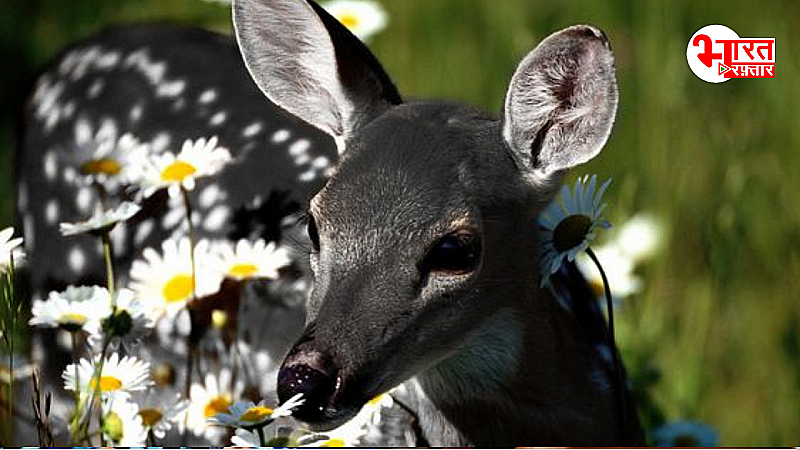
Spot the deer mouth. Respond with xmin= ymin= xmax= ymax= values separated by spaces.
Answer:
xmin=277 ymin=362 xmax=370 ymax=430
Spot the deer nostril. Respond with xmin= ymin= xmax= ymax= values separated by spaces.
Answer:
xmin=277 ymin=363 xmax=336 ymax=422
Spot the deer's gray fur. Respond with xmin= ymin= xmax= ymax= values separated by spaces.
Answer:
xmin=234 ymin=0 xmax=641 ymax=446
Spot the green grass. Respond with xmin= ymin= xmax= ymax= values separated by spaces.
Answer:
xmin=1 ymin=0 xmax=798 ymax=445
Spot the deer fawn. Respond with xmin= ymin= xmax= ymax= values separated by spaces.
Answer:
xmin=19 ymin=0 xmax=642 ymax=445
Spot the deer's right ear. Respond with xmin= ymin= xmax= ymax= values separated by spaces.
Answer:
xmin=233 ymin=0 xmax=402 ymax=149
xmin=502 ymin=25 xmax=618 ymax=179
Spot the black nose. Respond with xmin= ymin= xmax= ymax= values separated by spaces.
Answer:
xmin=277 ymin=363 xmax=336 ymax=422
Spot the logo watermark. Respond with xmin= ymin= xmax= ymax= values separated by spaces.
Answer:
xmin=686 ymin=25 xmax=774 ymax=83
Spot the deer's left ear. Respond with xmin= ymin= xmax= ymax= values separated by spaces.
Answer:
xmin=502 ymin=25 xmax=618 ymax=178
xmin=233 ymin=0 xmax=402 ymax=150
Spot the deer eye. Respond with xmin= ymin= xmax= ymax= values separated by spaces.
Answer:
xmin=422 ymin=231 xmax=481 ymax=275
xmin=307 ymin=214 xmax=320 ymax=251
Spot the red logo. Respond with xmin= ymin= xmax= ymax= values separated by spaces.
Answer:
xmin=687 ymin=25 xmax=775 ymax=83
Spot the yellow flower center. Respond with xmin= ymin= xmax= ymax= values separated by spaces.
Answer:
xmin=211 ymin=309 xmax=228 ymax=330
xmin=162 ymin=274 xmax=194 ymax=303
xmin=90 ymin=375 xmax=123 ymax=392
xmin=321 ymin=438 xmax=346 ymax=447
xmin=367 ymin=394 xmax=384 ymax=406
xmin=203 ymin=396 xmax=232 ymax=418
xmin=82 ymin=158 xmax=122 ymax=176
xmin=240 ymin=405 xmax=274 ymax=423
xmin=552 ymin=214 xmax=592 ymax=252
xmin=160 ymin=161 xmax=197 ymax=183
xmin=228 ymin=263 xmax=258 ymax=279
xmin=336 ymin=13 xmax=360 ymax=31
xmin=59 ymin=312 xmax=87 ymax=325
xmin=139 ymin=408 xmax=164 ymax=427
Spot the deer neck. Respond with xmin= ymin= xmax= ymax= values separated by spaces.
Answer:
xmin=403 ymin=281 xmax=618 ymax=446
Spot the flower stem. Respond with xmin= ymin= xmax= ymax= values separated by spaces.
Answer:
xmin=180 ymin=186 xmax=197 ymax=299
xmin=82 ymin=339 xmax=111 ymax=446
xmin=257 ymin=426 xmax=266 ymax=447
xmin=180 ymin=185 xmax=198 ymax=446
xmin=100 ymin=231 xmax=116 ymax=304
xmin=585 ymin=246 xmax=628 ymax=444
xmin=7 ymin=256 xmax=14 ymax=442
xmin=147 ymin=427 xmax=156 ymax=447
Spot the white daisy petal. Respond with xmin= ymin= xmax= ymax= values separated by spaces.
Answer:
xmin=321 ymin=0 xmax=388 ymax=41
xmin=59 ymin=201 xmax=141 ymax=236
xmin=29 ymin=285 xmax=112 ymax=335
xmin=102 ymin=397 xmax=148 ymax=446
xmin=130 ymin=237 xmax=222 ymax=320
xmin=62 ymin=353 xmax=152 ymax=401
xmin=0 ymin=227 xmax=25 ymax=274
xmin=209 ymin=239 xmax=291 ymax=281
xmin=125 ymin=136 xmax=231 ymax=199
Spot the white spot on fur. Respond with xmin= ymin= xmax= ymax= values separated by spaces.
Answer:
xmin=298 ymin=169 xmax=317 ymax=182
xmin=294 ymin=154 xmax=310 ymax=166
xmin=271 ymin=129 xmax=290 ymax=144
xmin=23 ymin=214 xmax=35 ymax=250
xmin=43 ymin=152 xmax=57 ymax=181
xmin=241 ymin=122 xmax=264 ymax=138
xmin=151 ymin=133 xmax=171 ymax=153
xmin=32 ymin=77 xmax=66 ymax=133
xmin=17 ymin=183 xmax=28 ymax=210
xmin=209 ymin=111 xmax=227 ymax=127
xmin=68 ymin=246 xmax=86 ymax=273
xmin=199 ymin=184 xmax=223 ymax=209
xmin=172 ymin=98 xmax=186 ymax=111
xmin=162 ymin=206 xmax=184 ymax=230
xmin=157 ymin=79 xmax=186 ymax=97
xmin=75 ymin=118 xmax=92 ymax=145
xmin=312 ymin=156 xmax=330 ymax=169
xmin=130 ymin=104 xmax=144 ymax=122
xmin=62 ymin=101 xmax=76 ymax=119
xmin=76 ymin=187 xmax=93 ymax=213
xmin=198 ymin=89 xmax=218 ymax=104
xmin=288 ymin=139 xmax=311 ymax=156
xmin=134 ymin=219 xmax=155 ymax=245
xmin=87 ymin=79 xmax=105 ymax=98
xmin=63 ymin=167 xmax=77 ymax=184
xmin=45 ymin=201 xmax=59 ymax=224
xmin=111 ymin=223 xmax=127 ymax=255
xmin=203 ymin=206 xmax=230 ymax=232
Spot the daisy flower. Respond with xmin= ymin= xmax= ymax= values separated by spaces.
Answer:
xmin=127 ymin=136 xmax=231 ymax=198
xmin=131 ymin=389 xmax=189 ymax=439
xmin=651 ymin=420 xmax=719 ymax=447
xmin=230 ymin=428 xmax=261 ymax=447
xmin=0 ymin=226 xmax=24 ymax=274
xmin=615 ymin=213 xmax=663 ymax=263
xmin=211 ymin=239 xmax=291 ymax=281
xmin=29 ymin=285 xmax=111 ymax=334
xmin=538 ymin=175 xmax=612 ymax=284
xmin=102 ymin=397 xmax=148 ymax=446
xmin=62 ymin=353 xmax=152 ymax=400
xmin=575 ymin=244 xmax=642 ymax=300
xmin=186 ymin=368 xmax=243 ymax=441
xmin=65 ymin=119 xmax=149 ymax=191
xmin=307 ymin=393 xmax=393 ymax=446
xmin=321 ymin=0 xmax=388 ymax=41
xmin=130 ymin=237 xmax=222 ymax=319
xmin=209 ymin=393 xmax=304 ymax=429
xmin=59 ymin=201 xmax=141 ymax=236
xmin=89 ymin=288 xmax=156 ymax=351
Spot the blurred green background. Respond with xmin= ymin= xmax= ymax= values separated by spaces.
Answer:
xmin=1 ymin=0 xmax=798 ymax=445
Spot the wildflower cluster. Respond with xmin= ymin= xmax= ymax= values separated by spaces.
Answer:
xmin=21 ymin=135 xmax=299 ymax=445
